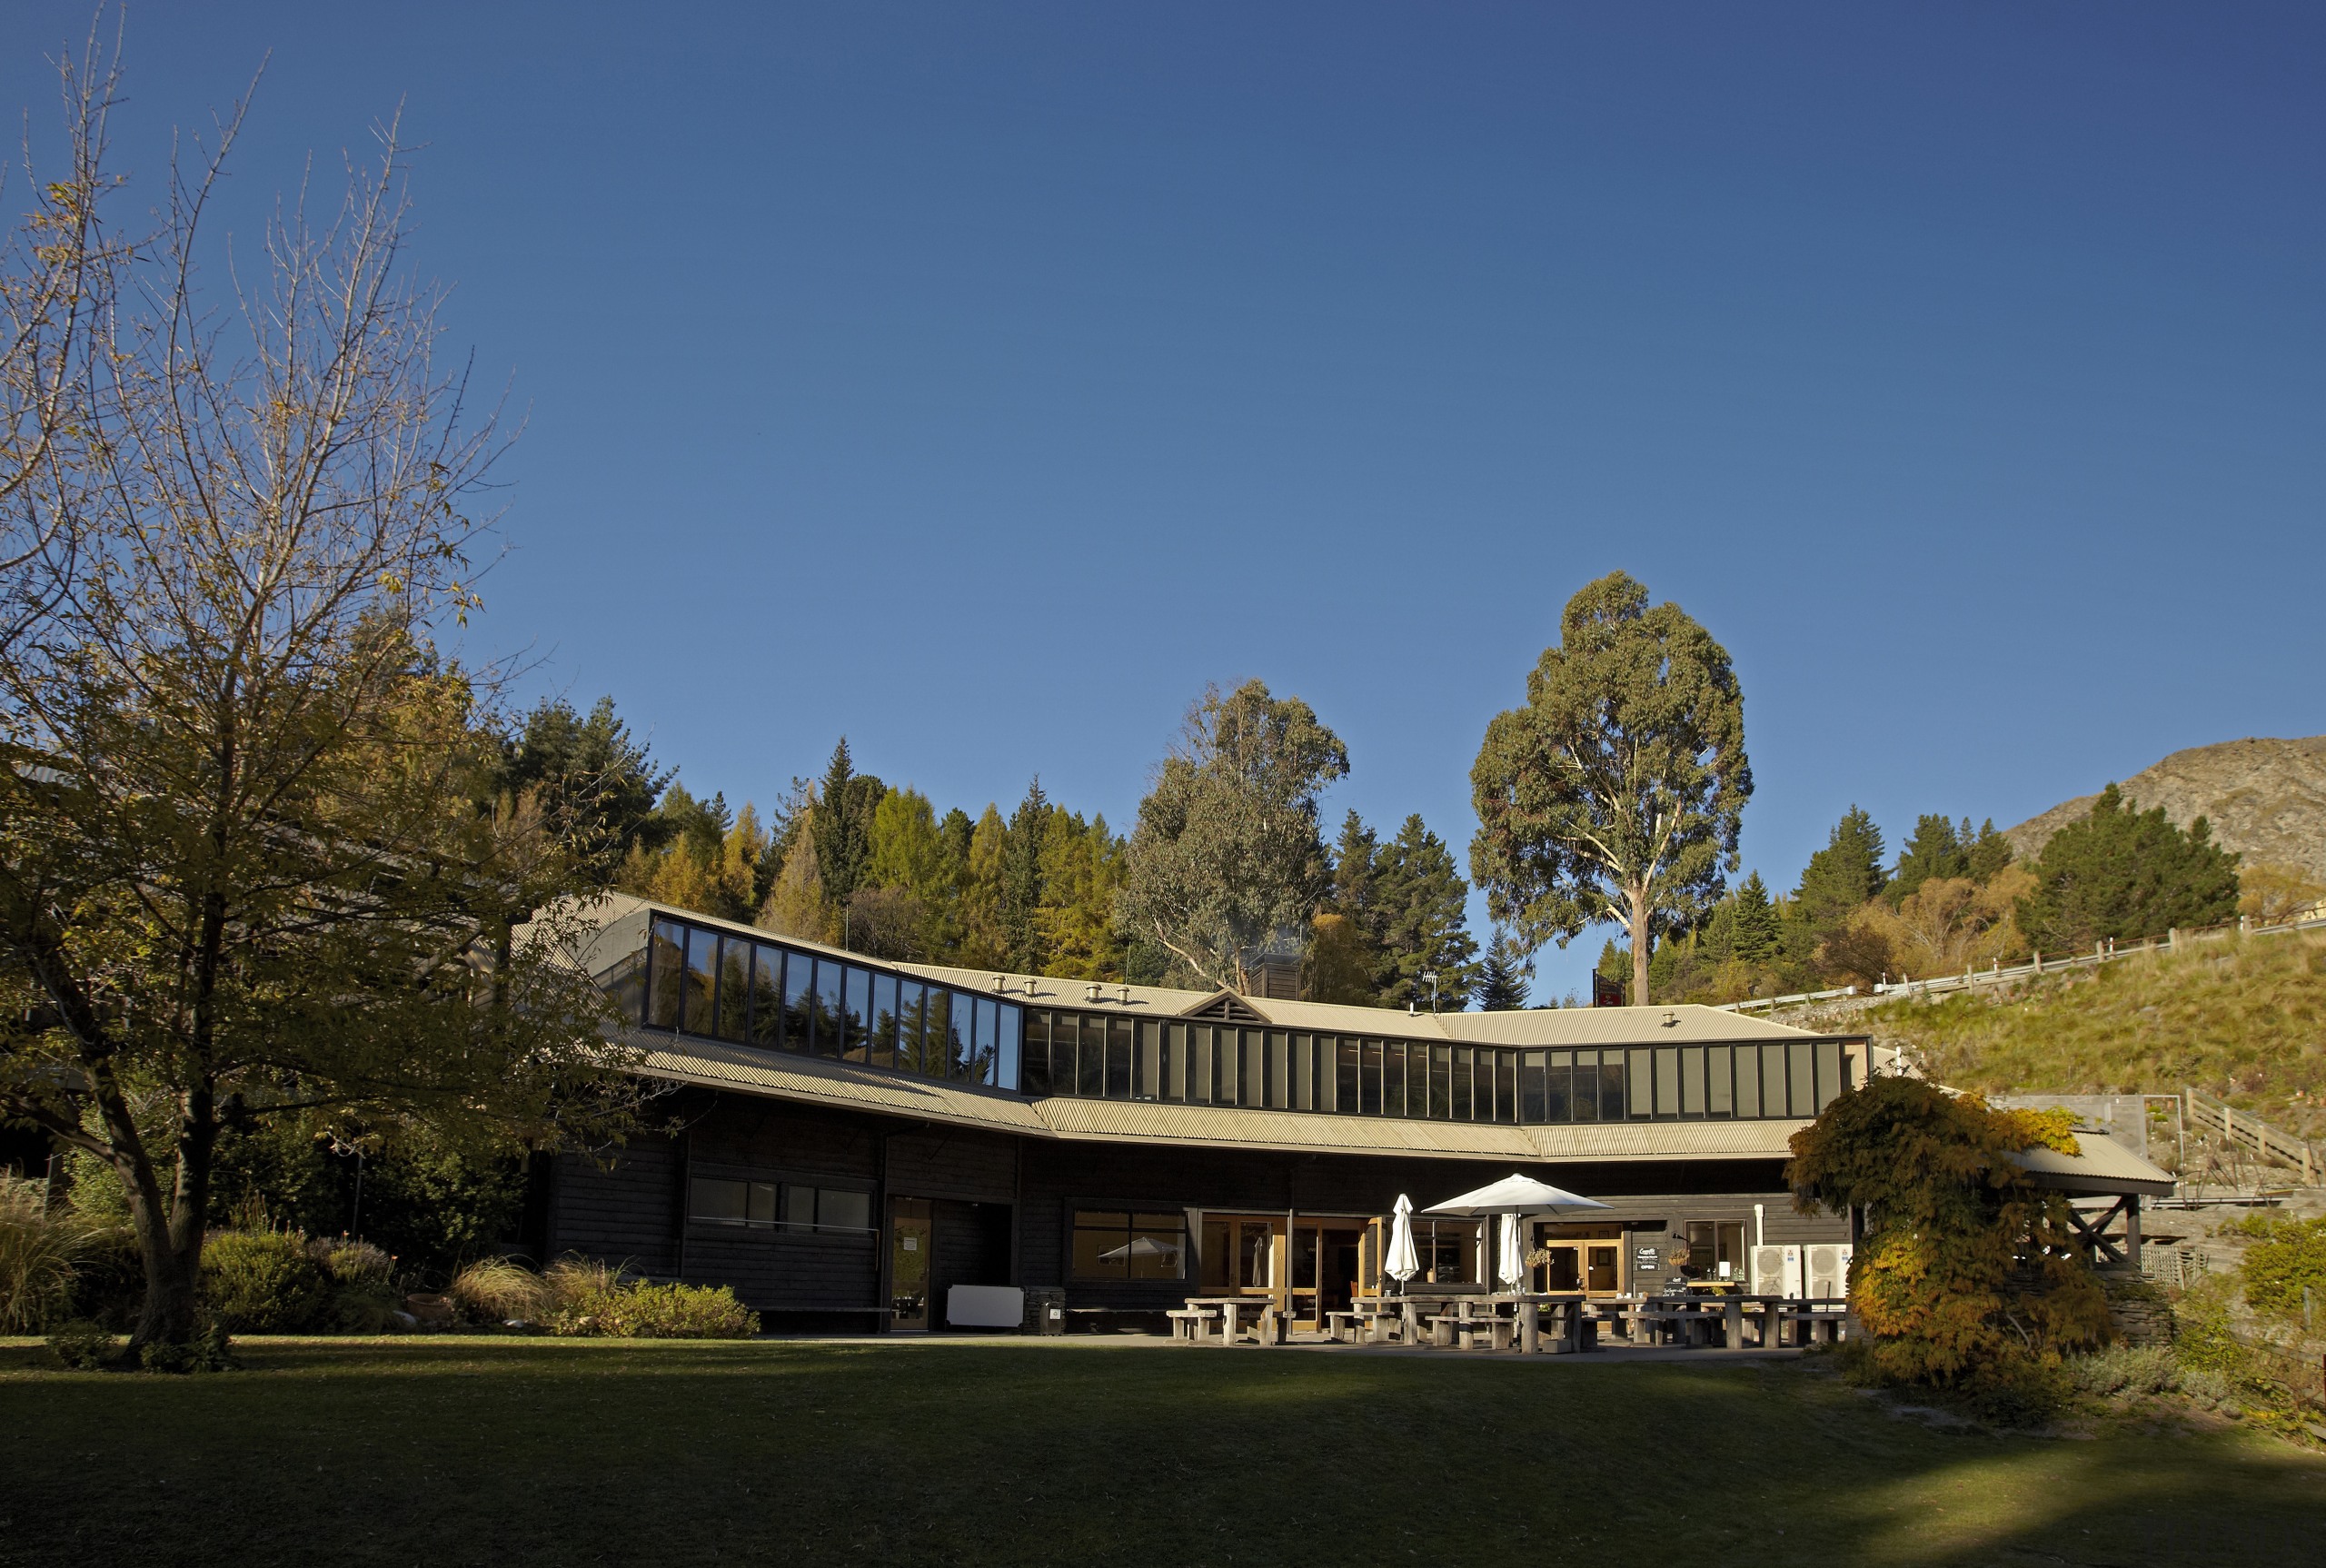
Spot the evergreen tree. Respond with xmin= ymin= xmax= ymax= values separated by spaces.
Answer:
xmin=810 ymin=739 xmax=883 ymax=916
xmin=1371 ymin=814 xmax=1481 ymax=1008
xmin=1962 ymin=818 xmax=2014 ymax=882
xmin=1794 ymin=806 xmax=1888 ymax=928
xmin=1887 ymin=814 xmax=1967 ymax=905
xmin=1731 ymin=871 xmax=1779 ymax=963
xmin=497 ymin=696 xmax=672 ymax=885
xmin=2016 ymin=784 xmax=2242 ymax=950
xmin=1476 ymin=931 xmax=1530 ymax=1011
xmin=1003 ymin=777 xmax=1051 ymax=974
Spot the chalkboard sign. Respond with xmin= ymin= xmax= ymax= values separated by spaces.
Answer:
xmin=1635 ymin=1245 xmax=1660 ymax=1270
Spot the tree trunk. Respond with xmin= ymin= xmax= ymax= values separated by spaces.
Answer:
xmin=120 ymin=1152 xmax=202 ymax=1348
xmin=1628 ymin=887 xmax=1652 ymax=1007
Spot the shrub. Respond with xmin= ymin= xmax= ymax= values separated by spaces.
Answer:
xmin=609 ymin=1282 xmax=759 ymax=1339
xmin=2063 ymin=1344 xmax=2182 ymax=1400
xmin=450 ymin=1256 xmax=552 ymax=1324
xmin=46 ymin=1321 xmax=120 ymax=1370
xmin=2226 ymin=1214 xmax=2326 ymax=1323
xmin=140 ymin=1324 xmax=237 ymax=1374
xmin=309 ymin=1236 xmax=393 ymax=1289
xmin=539 ymin=1256 xmax=758 ymax=1339
xmin=0 ymin=1177 xmax=119 ymax=1332
xmin=201 ymin=1230 xmax=330 ymax=1333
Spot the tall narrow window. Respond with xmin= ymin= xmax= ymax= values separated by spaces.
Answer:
xmin=1762 ymin=1043 xmax=1788 ymax=1117
xmin=1569 ymin=1052 xmax=1596 ymax=1122
xmin=1020 ymin=1009 xmax=1051 ymax=1095
xmin=997 ymin=1004 xmax=1022 ymax=1092
xmin=1267 ymin=1032 xmax=1289 ymax=1108
xmin=870 ymin=973 xmax=900 ymax=1069
xmin=923 ymin=987 xmax=950 ymax=1076
xmin=783 ymin=948 xmax=815 ymax=1053
xmin=1677 ymin=1047 xmax=1703 ymax=1117
xmin=840 ymin=968 xmax=871 ymax=1062
xmin=948 ymin=991 xmax=976 ymax=1079
xmin=1429 ymin=1046 xmax=1451 ymax=1119
xmin=1214 ymin=1028 xmax=1236 ymax=1105
xmin=1449 ymin=1048 xmax=1472 ymax=1121
xmin=1190 ymin=1026 xmax=1214 ymax=1106
xmin=1336 ymin=1038 xmax=1359 ymax=1114
xmin=1383 ymin=1042 xmax=1407 ymax=1117
xmin=646 ymin=918 xmax=685 ymax=1029
xmin=1521 ymin=1052 xmax=1547 ymax=1124
xmin=1079 ymin=1015 xmax=1105 ymax=1097
xmin=1136 ymin=1021 xmax=1160 ymax=1100
xmin=1788 ymin=1042 xmax=1815 ymax=1117
xmin=1495 ymin=1052 xmax=1517 ymax=1124
xmin=1242 ymin=1029 xmax=1267 ymax=1107
xmin=1600 ymin=1054 xmax=1629 ymax=1121
xmin=1108 ymin=1017 xmax=1134 ymax=1099
xmin=1706 ymin=1046 xmax=1734 ymax=1117
xmin=1359 ymin=1040 xmax=1383 ymax=1116
xmin=1815 ymin=1039 xmax=1845 ymax=1111
xmin=683 ymin=926 xmax=718 ymax=1037
xmin=1734 ymin=1045 xmax=1761 ymax=1117
xmin=716 ymin=938 xmax=750 ymax=1043
xmin=1627 ymin=1049 xmax=1655 ymax=1119
xmin=1159 ymin=1024 xmax=1184 ymax=1102
xmin=749 ymin=945 xmax=785 ymax=1049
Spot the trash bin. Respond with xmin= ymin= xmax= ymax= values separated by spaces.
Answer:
xmin=1022 ymin=1285 xmax=1067 ymax=1335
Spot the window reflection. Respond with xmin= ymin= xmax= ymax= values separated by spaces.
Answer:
xmin=782 ymin=948 xmax=815 ymax=1054
xmin=841 ymin=968 xmax=872 ymax=1063
xmin=749 ymin=945 xmax=784 ymax=1049
xmin=811 ymin=959 xmax=843 ymax=1058
xmin=870 ymin=972 xmax=899 ymax=1070
xmin=716 ymin=938 xmax=750 ymax=1044
xmin=682 ymin=926 xmax=718 ymax=1037
xmin=647 ymin=918 xmax=685 ymax=1028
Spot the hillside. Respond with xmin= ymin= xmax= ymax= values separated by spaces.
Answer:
xmin=1848 ymin=930 xmax=2326 ymax=1143
xmin=2003 ymin=736 xmax=2326 ymax=883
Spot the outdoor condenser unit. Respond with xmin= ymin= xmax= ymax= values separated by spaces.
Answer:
xmin=1804 ymin=1243 xmax=1854 ymax=1301
xmin=1750 ymin=1243 xmax=1803 ymax=1299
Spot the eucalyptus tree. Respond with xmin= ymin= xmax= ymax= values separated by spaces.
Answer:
xmin=0 ymin=62 xmax=636 ymax=1353
xmin=1469 ymin=571 xmax=1752 ymax=1007
xmin=1118 ymin=680 xmax=1349 ymax=992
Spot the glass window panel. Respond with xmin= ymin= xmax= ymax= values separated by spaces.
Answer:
xmin=1627 ymin=1049 xmax=1655 ymax=1119
xmin=1191 ymin=1026 xmax=1214 ymax=1106
xmin=812 ymin=959 xmax=843 ymax=1057
xmin=1020 ymin=1009 xmax=1050 ymax=1095
xmin=1073 ymin=1225 xmax=1127 ymax=1279
xmin=1359 ymin=1040 xmax=1382 ymax=1116
xmin=870 ymin=973 xmax=900 ymax=1069
xmin=1159 ymin=1024 xmax=1184 ymax=1103
xmin=949 ymin=991 xmax=976 ymax=1079
xmin=1762 ymin=1042 xmax=1788 ymax=1117
xmin=1291 ymin=1036 xmax=1314 ymax=1111
xmin=1243 ymin=1029 xmax=1267 ymax=1107
xmin=602 ymin=943 xmax=649 ymax=1028
xmin=748 ymin=1181 xmax=777 ymax=1226
xmin=1546 ymin=1051 xmax=1574 ymax=1122
xmin=1599 ymin=1053 xmax=1628 ymax=1121
xmin=779 ymin=948 xmax=813 ymax=1053
xmin=1136 ymin=1021 xmax=1160 ymax=1100
xmin=895 ymin=981 xmax=926 ymax=1075
xmin=1788 ymin=1042 xmax=1815 ymax=1117
xmin=1706 ymin=1046 xmax=1734 ymax=1116
xmin=1735 ymin=1045 xmax=1761 ymax=1117
xmin=1569 ymin=1052 xmax=1595 ymax=1122
xmin=690 ymin=1176 xmax=748 ymax=1225
xmin=840 ymin=967 xmax=872 ymax=1062
xmin=1213 ymin=1027 xmax=1235 ymax=1105
xmin=1108 ymin=1017 xmax=1134 ymax=1099
xmin=972 ymin=997 xmax=999 ymax=1084
xmin=1450 ymin=1048 xmax=1472 ymax=1121
xmin=1430 ymin=1046 xmax=1451 ymax=1119
xmin=1816 ymin=1039 xmax=1845 ymax=1110
xmin=780 ymin=1184 xmax=816 ymax=1231
xmin=646 ymin=918 xmax=685 ymax=1028
xmin=1266 ymin=1031 xmax=1288 ymax=1109
xmin=1336 ymin=1038 xmax=1359 ymax=1114
xmin=1073 ymin=1014 xmax=1103 ymax=1097
xmin=1521 ymin=1051 xmax=1546 ymax=1124
xmin=748 ymin=946 xmax=786 ymax=1048
xmin=998 ymin=1004 xmax=1022 ymax=1092
xmin=924 ymin=988 xmax=951 ymax=1077
xmin=818 ymin=1188 xmax=871 ymax=1233
xmin=1383 ymin=1042 xmax=1407 ymax=1117
xmin=1128 ymin=1220 xmax=1185 ymax=1280
xmin=682 ymin=926 xmax=718 ymax=1036
xmin=1496 ymin=1052 xmax=1518 ymax=1125
xmin=1678 ymin=1046 xmax=1703 ymax=1116
xmin=716 ymin=938 xmax=750 ymax=1043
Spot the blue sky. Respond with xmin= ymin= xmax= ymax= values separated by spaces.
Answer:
xmin=9 ymin=4 xmax=2321 ymax=1000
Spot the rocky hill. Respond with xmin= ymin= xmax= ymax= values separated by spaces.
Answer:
xmin=2003 ymin=735 xmax=2326 ymax=883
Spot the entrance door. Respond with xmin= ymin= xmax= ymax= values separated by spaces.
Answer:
xmin=890 ymin=1197 xmax=932 ymax=1331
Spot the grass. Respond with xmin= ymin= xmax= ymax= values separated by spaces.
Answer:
xmin=3 ymin=1336 xmax=2321 ymax=1567
xmin=1860 ymin=930 xmax=2326 ymax=1138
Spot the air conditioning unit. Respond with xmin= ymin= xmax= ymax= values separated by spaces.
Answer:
xmin=1750 ymin=1244 xmax=1803 ymax=1298
xmin=1804 ymin=1244 xmax=1853 ymax=1302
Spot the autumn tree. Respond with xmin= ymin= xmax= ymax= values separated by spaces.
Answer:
xmin=1469 ymin=571 xmax=1751 ymax=1007
xmin=0 ymin=65 xmax=635 ymax=1352
xmin=1118 ymin=680 xmax=1348 ymax=991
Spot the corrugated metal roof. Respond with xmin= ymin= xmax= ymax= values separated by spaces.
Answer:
xmin=1033 ymin=1097 xmax=1542 ymax=1159
xmin=626 ymin=1030 xmax=1049 ymax=1135
xmin=1525 ymin=1120 xmax=1805 ymax=1159
xmin=2014 ymin=1135 xmax=2177 ymax=1196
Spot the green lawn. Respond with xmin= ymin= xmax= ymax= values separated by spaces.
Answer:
xmin=3 ymin=1337 xmax=2320 ymax=1567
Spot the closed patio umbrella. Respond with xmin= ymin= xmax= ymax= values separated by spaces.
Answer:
xmin=1497 ymin=1212 xmax=1526 ymax=1290
xmin=1386 ymin=1194 xmax=1420 ymax=1290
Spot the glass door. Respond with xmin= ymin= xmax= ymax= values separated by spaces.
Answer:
xmin=890 ymin=1197 xmax=932 ymax=1331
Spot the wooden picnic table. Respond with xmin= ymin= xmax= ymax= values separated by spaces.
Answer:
xmin=1178 ymin=1295 xmax=1283 ymax=1346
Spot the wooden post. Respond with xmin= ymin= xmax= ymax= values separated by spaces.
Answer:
xmin=2124 ymin=1196 xmax=2142 ymax=1270
xmin=1724 ymin=1297 xmax=1744 ymax=1350
xmin=1518 ymin=1301 xmax=1539 ymax=1355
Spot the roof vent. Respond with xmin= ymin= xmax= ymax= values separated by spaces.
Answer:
xmin=1024 ymin=978 xmax=1038 ymax=997
xmin=1118 ymin=984 xmax=1131 ymax=1004
xmin=992 ymin=975 xmax=1009 ymax=993
xmin=1087 ymin=983 xmax=1103 ymax=1003
xmin=1661 ymin=1010 xmax=1679 ymax=1028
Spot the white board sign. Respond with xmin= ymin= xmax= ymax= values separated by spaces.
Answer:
xmin=947 ymin=1284 xmax=1025 ymax=1329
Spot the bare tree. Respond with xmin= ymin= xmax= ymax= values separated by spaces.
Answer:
xmin=0 ymin=42 xmax=637 ymax=1353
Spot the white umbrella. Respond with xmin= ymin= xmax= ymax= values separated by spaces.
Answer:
xmin=1426 ymin=1174 xmax=1608 ymax=1294
xmin=1423 ymin=1174 xmax=1610 ymax=1218
xmin=1497 ymin=1212 xmax=1526 ymax=1290
xmin=1386 ymin=1194 xmax=1420 ymax=1287
xmin=1097 ymin=1236 xmax=1180 ymax=1263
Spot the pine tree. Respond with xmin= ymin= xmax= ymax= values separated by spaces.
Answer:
xmin=1794 ymin=806 xmax=1887 ymax=928
xmin=1476 ymin=931 xmax=1530 ymax=1010
xmin=812 ymin=739 xmax=876 ymax=910
xmin=1963 ymin=818 xmax=2014 ymax=882
xmin=1372 ymin=814 xmax=1481 ymax=1008
xmin=1731 ymin=871 xmax=1778 ymax=963
xmin=2016 ymin=784 xmax=2241 ymax=949
xmin=1003 ymin=777 xmax=1051 ymax=974
xmin=1887 ymin=814 xmax=1968 ymax=905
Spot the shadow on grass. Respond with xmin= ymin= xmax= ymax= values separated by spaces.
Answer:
xmin=1 ymin=1338 xmax=2319 ymax=1567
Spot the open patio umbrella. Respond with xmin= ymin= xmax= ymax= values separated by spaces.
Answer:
xmin=1386 ymin=1194 xmax=1420 ymax=1291
xmin=1425 ymin=1174 xmax=1609 ymax=1292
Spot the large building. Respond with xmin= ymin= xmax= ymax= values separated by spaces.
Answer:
xmin=535 ymin=894 xmax=1882 ymax=1332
